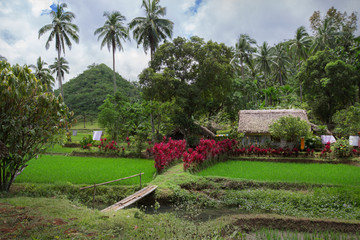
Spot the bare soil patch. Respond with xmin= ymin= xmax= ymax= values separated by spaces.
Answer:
xmin=231 ymin=214 xmax=360 ymax=233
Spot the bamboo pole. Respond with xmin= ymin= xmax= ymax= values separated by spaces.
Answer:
xmin=80 ymin=173 xmax=144 ymax=190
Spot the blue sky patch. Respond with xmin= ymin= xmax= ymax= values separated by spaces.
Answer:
xmin=189 ymin=0 xmax=203 ymax=15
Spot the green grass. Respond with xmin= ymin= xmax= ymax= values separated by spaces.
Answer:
xmin=15 ymin=155 xmax=156 ymax=185
xmin=46 ymin=144 xmax=75 ymax=153
xmin=197 ymin=161 xmax=360 ymax=186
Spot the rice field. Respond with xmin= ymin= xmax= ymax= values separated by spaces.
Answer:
xmin=15 ymin=155 xmax=156 ymax=185
xmin=197 ymin=160 xmax=360 ymax=186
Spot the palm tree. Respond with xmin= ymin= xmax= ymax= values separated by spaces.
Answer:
xmin=38 ymin=2 xmax=79 ymax=100
xmin=289 ymin=26 xmax=312 ymax=67
xmin=312 ymin=18 xmax=338 ymax=51
xmin=288 ymin=26 xmax=312 ymax=103
xmin=130 ymin=0 xmax=173 ymax=142
xmin=232 ymin=34 xmax=257 ymax=79
xmin=49 ymin=57 xmax=69 ymax=94
xmin=255 ymin=42 xmax=274 ymax=106
xmin=29 ymin=57 xmax=55 ymax=91
xmin=272 ymin=43 xmax=290 ymax=86
xmin=129 ymin=0 xmax=174 ymax=60
xmin=94 ymin=11 xmax=129 ymax=95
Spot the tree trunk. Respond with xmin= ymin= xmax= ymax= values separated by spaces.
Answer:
xmin=264 ymin=74 xmax=268 ymax=106
xmin=240 ymin=58 xmax=244 ymax=80
xmin=150 ymin=41 xmax=156 ymax=142
xmin=58 ymin=49 xmax=64 ymax=101
xmin=112 ymin=43 xmax=117 ymax=95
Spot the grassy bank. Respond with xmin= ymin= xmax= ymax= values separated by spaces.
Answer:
xmin=197 ymin=160 xmax=360 ymax=186
xmin=15 ymin=155 xmax=156 ymax=185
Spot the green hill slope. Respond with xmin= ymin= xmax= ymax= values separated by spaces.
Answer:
xmin=60 ymin=63 xmax=140 ymax=116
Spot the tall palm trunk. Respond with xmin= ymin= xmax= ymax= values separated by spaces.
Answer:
xmin=112 ymin=41 xmax=117 ymax=95
xmin=298 ymin=59 xmax=302 ymax=104
xmin=58 ymin=48 xmax=64 ymax=100
xmin=264 ymin=74 xmax=268 ymax=106
xmin=150 ymin=40 xmax=155 ymax=143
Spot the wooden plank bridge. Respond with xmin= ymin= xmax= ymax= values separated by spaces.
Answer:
xmin=101 ymin=185 xmax=158 ymax=212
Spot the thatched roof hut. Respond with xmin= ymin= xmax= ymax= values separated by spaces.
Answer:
xmin=238 ymin=109 xmax=309 ymax=135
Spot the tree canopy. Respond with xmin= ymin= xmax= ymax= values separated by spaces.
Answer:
xmin=0 ymin=61 xmax=72 ymax=191
xmin=139 ymin=36 xmax=233 ymax=135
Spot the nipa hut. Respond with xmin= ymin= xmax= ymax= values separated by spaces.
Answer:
xmin=238 ymin=109 xmax=309 ymax=145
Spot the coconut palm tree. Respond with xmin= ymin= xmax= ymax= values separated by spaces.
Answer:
xmin=129 ymin=0 xmax=174 ymax=60
xmin=129 ymin=0 xmax=173 ymax=142
xmin=255 ymin=42 xmax=274 ymax=106
xmin=94 ymin=11 xmax=129 ymax=95
xmin=49 ymin=57 xmax=69 ymax=95
xmin=29 ymin=57 xmax=55 ymax=91
xmin=272 ymin=43 xmax=290 ymax=86
xmin=232 ymin=34 xmax=257 ymax=79
xmin=38 ymin=2 xmax=79 ymax=100
xmin=288 ymin=26 xmax=312 ymax=103
xmin=312 ymin=18 xmax=339 ymax=51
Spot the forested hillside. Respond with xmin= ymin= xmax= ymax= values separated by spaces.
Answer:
xmin=60 ymin=63 xmax=140 ymax=116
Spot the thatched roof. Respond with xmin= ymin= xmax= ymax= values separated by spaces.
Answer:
xmin=238 ymin=109 xmax=309 ymax=134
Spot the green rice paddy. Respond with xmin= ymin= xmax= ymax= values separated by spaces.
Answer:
xmin=197 ymin=160 xmax=360 ymax=186
xmin=15 ymin=155 xmax=155 ymax=185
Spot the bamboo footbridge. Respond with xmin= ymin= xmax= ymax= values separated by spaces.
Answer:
xmin=79 ymin=173 xmax=157 ymax=211
xmin=101 ymin=185 xmax=157 ymax=212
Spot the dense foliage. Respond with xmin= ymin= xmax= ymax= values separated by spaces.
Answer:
xmin=333 ymin=103 xmax=360 ymax=137
xmin=139 ymin=36 xmax=234 ymax=136
xmin=269 ymin=116 xmax=311 ymax=143
xmin=0 ymin=61 xmax=71 ymax=191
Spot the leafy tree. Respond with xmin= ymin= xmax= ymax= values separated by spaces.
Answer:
xmin=94 ymin=11 xmax=130 ymax=95
xmin=38 ymin=2 xmax=79 ymax=100
xmin=0 ymin=61 xmax=71 ymax=191
xmin=310 ymin=7 xmax=358 ymax=51
xmin=98 ymin=94 xmax=150 ymax=141
xmin=333 ymin=103 xmax=360 ymax=137
xmin=298 ymin=50 xmax=357 ymax=124
xmin=129 ymin=0 xmax=174 ymax=59
xmin=98 ymin=96 xmax=119 ymax=140
xmin=269 ymin=116 xmax=311 ymax=143
xmin=0 ymin=55 xmax=6 ymax=61
xmin=29 ymin=57 xmax=55 ymax=91
xmin=139 ymin=36 xmax=234 ymax=135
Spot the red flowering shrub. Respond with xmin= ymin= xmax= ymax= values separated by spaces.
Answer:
xmin=98 ymin=138 xmax=120 ymax=153
xmin=183 ymin=139 xmax=237 ymax=171
xmin=152 ymin=137 xmax=186 ymax=172
xmin=320 ymin=142 xmax=332 ymax=158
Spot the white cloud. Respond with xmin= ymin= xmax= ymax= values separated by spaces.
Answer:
xmin=1 ymin=0 xmax=359 ymax=89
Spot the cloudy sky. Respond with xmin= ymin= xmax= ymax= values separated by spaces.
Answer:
xmin=0 ymin=0 xmax=359 ymax=88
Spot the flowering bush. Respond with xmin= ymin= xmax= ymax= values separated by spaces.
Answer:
xmin=98 ymin=138 xmax=120 ymax=153
xmin=352 ymin=148 xmax=360 ymax=157
xmin=332 ymin=138 xmax=352 ymax=158
xmin=80 ymin=135 xmax=95 ymax=150
xmin=320 ymin=142 xmax=332 ymax=158
xmin=183 ymin=139 xmax=237 ymax=171
xmin=152 ymin=137 xmax=186 ymax=172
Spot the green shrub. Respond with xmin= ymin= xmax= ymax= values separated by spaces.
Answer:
xmin=332 ymin=138 xmax=352 ymax=159
xmin=305 ymin=135 xmax=322 ymax=149
xmin=80 ymin=135 xmax=95 ymax=150
xmin=269 ymin=116 xmax=311 ymax=142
